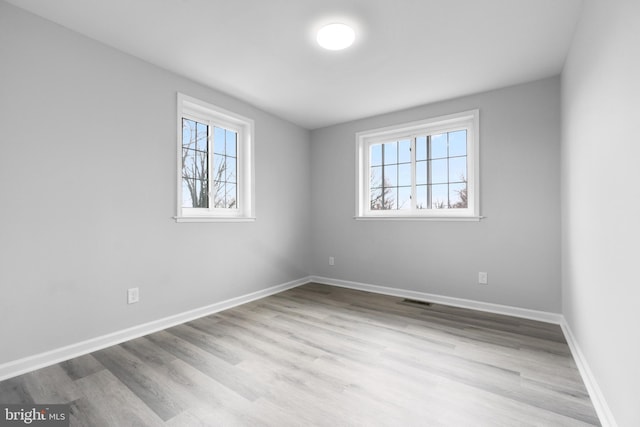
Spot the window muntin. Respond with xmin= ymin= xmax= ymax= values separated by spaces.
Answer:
xmin=212 ymin=126 xmax=237 ymax=209
xmin=370 ymin=139 xmax=412 ymax=210
xmin=181 ymin=118 xmax=209 ymax=208
xmin=356 ymin=110 xmax=479 ymax=220
xmin=370 ymin=130 xmax=468 ymax=211
xmin=176 ymin=93 xmax=254 ymax=222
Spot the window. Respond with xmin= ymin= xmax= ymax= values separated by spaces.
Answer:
xmin=176 ymin=93 xmax=254 ymax=222
xmin=356 ymin=110 xmax=480 ymax=220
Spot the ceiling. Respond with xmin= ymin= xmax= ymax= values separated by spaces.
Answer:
xmin=7 ymin=0 xmax=584 ymax=129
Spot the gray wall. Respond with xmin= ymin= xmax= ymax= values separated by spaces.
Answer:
xmin=562 ymin=1 xmax=640 ymax=425
xmin=0 ymin=2 xmax=311 ymax=365
xmin=5 ymin=5 xmax=635 ymax=424
xmin=310 ymin=77 xmax=561 ymax=313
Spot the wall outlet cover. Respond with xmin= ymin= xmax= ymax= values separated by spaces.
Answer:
xmin=127 ymin=288 xmax=139 ymax=304
xmin=478 ymin=272 xmax=488 ymax=285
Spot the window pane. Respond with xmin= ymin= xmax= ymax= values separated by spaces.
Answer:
xmin=430 ymin=159 xmax=448 ymax=184
xmin=226 ymin=157 xmax=237 ymax=183
xmin=182 ymin=119 xmax=195 ymax=149
xmin=182 ymin=178 xmax=193 ymax=208
xmin=225 ymin=183 xmax=237 ymax=208
xmin=370 ymin=187 xmax=384 ymax=210
xmin=431 ymin=133 xmax=447 ymax=159
xmin=448 ymin=156 xmax=467 ymax=183
xmin=398 ymin=163 xmax=411 ymax=186
xmin=416 ymin=185 xmax=427 ymax=209
xmin=182 ymin=149 xmax=196 ymax=178
xmin=194 ymin=179 xmax=208 ymax=208
xmin=416 ymin=136 xmax=427 ymax=161
xmin=450 ymin=182 xmax=467 ymax=208
xmin=384 ymin=142 xmax=397 ymax=164
xmin=196 ymin=122 xmax=208 ymax=151
xmin=370 ymin=144 xmax=383 ymax=166
xmin=384 ymin=165 xmax=397 ymax=187
xmin=182 ymin=118 xmax=210 ymax=209
xmin=431 ymin=184 xmax=448 ymax=209
xmin=213 ymin=156 xmax=225 ymax=182
xmin=449 ymin=130 xmax=467 ymax=157
xmin=370 ymin=166 xmax=383 ymax=188
xmin=385 ymin=187 xmax=398 ymax=210
xmin=226 ymin=130 xmax=237 ymax=157
xmin=398 ymin=187 xmax=411 ymax=210
xmin=398 ymin=139 xmax=411 ymax=163
xmin=195 ymin=150 xmax=208 ymax=181
xmin=213 ymin=181 xmax=225 ymax=207
xmin=416 ymin=160 xmax=427 ymax=185
xmin=214 ymin=127 xmax=225 ymax=154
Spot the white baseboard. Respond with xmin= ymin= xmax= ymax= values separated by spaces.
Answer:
xmin=309 ymin=275 xmax=563 ymax=324
xmin=0 ymin=276 xmax=311 ymax=382
xmin=0 ymin=274 xmax=617 ymax=427
xmin=560 ymin=320 xmax=618 ymax=427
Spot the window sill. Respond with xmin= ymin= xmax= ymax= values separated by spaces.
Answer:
xmin=174 ymin=216 xmax=256 ymax=223
xmin=354 ymin=215 xmax=485 ymax=222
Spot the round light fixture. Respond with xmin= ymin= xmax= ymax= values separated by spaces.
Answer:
xmin=317 ymin=23 xmax=355 ymax=50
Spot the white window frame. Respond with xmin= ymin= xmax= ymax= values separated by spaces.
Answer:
xmin=355 ymin=109 xmax=480 ymax=220
xmin=175 ymin=93 xmax=255 ymax=222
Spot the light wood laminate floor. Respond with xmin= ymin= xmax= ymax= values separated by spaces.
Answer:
xmin=0 ymin=283 xmax=600 ymax=426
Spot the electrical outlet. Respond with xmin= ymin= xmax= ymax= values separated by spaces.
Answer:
xmin=127 ymin=287 xmax=139 ymax=304
xmin=478 ymin=272 xmax=488 ymax=285
xmin=329 ymin=256 xmax=335 ymax=266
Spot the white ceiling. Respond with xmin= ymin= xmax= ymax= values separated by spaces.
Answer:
xmin=7 ymin=0 xmax=583 ymax=129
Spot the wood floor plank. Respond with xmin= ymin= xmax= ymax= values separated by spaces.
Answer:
xmin=165 ymin=324 xmax=242 ymax=365
xmin=59 ymin=354 xmax=105 ymax=381
xmin=19 ymin=364 xmax=80 ymax=404
xmin=71 ymin=369 xmax=165 ymax=426
xmin=146 ymin=330 xmax=265 ymax=402
xmin=119 ymin=336 xmax=178 ymax=369
xmin=92 ymin=345 xmax=189 ymax=421
xmin=0 ymin=377 xmax=35 ymax=404
xmin=0 ymin=283 xmax=601 ymax=426
xmin=211 ymin=311 xmax=327 ymax=361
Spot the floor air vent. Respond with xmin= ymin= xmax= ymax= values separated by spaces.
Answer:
xmin=402 ymin=298 xmax=433 ymax=307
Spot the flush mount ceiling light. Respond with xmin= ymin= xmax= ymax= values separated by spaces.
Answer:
xmin=317 ymin=23 xmax=355 ymax=50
